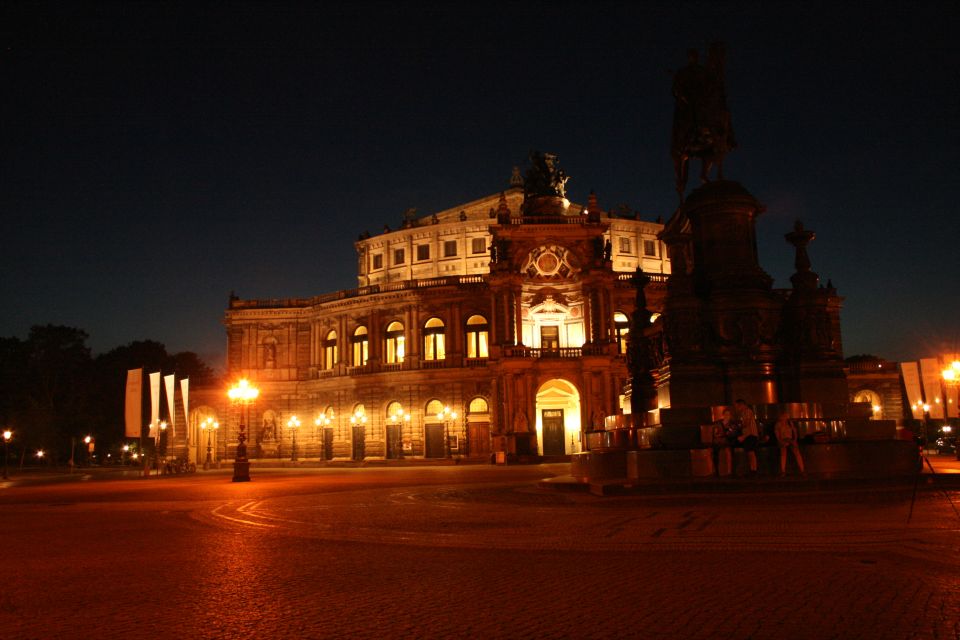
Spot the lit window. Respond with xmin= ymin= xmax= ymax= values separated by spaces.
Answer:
xmin=351 ymin=326 xmax=368 ymax=366
xmin=416 ymin=244 xmax=430 ymax=261
xmin=468 ymin=397 xmax=489 ymax=414
xmin=425 ymin=399 xmax=444 ymax=417
xmin=619 ymin=237 xmax=632 ymax=254
xmin=471 ymin=237 xmax=486 ymax=254
xmin=324 ymin=330 xmax=338 ymax=369
xmin=443 ymin=240 xmax=457 ymax=257
xmin=614 ymin=312 xmax=630 ymax=355
xmin=372 ymin=254 xmax=383 ymax=270
xmin=385 ymin=321 xmax=405 ymax=364
xmin=643 ymin=240 xmax=657 ymax=257
xmin=394 ymin=248 xmax=405 ymax=265
xmin=423 ymin=317 xmax=446 ymax=361
xmin=465 ymin=315 xmax=489 ymax=358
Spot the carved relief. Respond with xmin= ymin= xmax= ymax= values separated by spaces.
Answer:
xmin=522 ymin=245 xmax=581 ymax=280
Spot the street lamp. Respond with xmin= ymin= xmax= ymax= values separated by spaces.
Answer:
xmin=227 ymin=379 xmax=259 ymax=482
xmin=156 ymin=421 xmax=167 ymax=475
xmin=436 ymin=406 xmax=458 ymax=459
xmin=83 ymin=435 xmax=94 ymax=467
xmin=287 ymin=415 xmax=301 ymax=462
xmin=200 ymin=417 xmax=219 ymax=470
xmin=2 ymin=429 xmax=12 ymax=480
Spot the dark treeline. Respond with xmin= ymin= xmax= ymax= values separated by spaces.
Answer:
xmin=0 ymin=325 xmax=216 ymax=463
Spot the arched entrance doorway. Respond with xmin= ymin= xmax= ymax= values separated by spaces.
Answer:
xmin=535 ymin=379 xmax=581 ymax=456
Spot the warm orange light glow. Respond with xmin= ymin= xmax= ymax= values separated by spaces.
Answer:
xmin=228 ymin=378 xmax=260 ymax=402
xmin=287 ymin=415 xmax=301 ymax=429
xmin=2 ymin=430 xmax=11 ymax=442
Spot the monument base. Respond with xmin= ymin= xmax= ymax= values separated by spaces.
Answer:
xmin=232 ymin=461 xmax=251 ymax=482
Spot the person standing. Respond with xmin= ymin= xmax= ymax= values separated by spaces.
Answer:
xmin=774 ymin=413 xmax=806 ymax=477
xmin=733 ymin=399 xmax=759 ymax=475
xmin=712 ymin=408 xmax=735 ymax=476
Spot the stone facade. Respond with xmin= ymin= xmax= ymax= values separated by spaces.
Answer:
xmin=207 ymin=185 xmax=670 ymax=463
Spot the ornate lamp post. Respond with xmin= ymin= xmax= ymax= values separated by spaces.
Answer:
xmin=201 ymin=417 xmax=219 ymax=469
xmin=389 ymin=406 xmax=410 ymax=459
xmin=436 ymin=406 xmax=458 ymax=459
xmin=287 ymin=415 xmax=301 ymax=462
xmin=2 ymin=429 xmax=12 ymax=480
xmin=228 ymin=379 xmax=259 ymax=482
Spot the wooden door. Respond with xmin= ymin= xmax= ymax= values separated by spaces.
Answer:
xmin=425 ymin=423 xmax=445 ymax=458
xmin=468 ymin=422 xmax=490 ymax=457
xmin=542 ymin=409 xmax=565 ymax=456
xmin=351 ymin=426 xmax=365 ymax=461
xmin=323 ymin=428 xmax=334 ymax=460
xmin=386 ymin=424 xmax=402 ymax=459
xmin=540 ymin=325 xmax=560 ymax=352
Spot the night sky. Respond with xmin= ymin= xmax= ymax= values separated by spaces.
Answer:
xmin=4 ymin=1 xmax=958 ymax=371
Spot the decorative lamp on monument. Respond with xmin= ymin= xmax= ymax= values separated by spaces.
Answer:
xmin=201 ymin=417 xmax=219 ymax=470
xmin=2 ymin=429 xmax=11 ymax=480
xmin=436 ymin=406 xmax=458 ymax=459
xmin=227 ymin=379 xmax=259 ymax=482
xmin=287 ymin=415 xmax=301 ymax=462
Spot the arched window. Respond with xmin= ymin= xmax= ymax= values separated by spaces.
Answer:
xmin=614 ymin=312 xmax=629 ymax=355
xmin=385 ymin=401 xmax=403 ymax=418
xmin=350 ymin=404 xmax=367 ymax=423
xmin=468 ymin=397 xmax=489 ymax=414
xmin=323 ymin=330 xmax=338 ymax=369
xmin=351 ymin=326 xmax=368 ymax=366
xmin=425 ymin=399 xmax=444 ymax=418
xmin=316 ymin=406 xmax=335 ymax=427
xmin=385 ymin=321 xmax=405 ymax=364
xmin=423 ymin=317 xmax=446 ymax=361
xmin=465 ymin=315 xmax=489 ymax=358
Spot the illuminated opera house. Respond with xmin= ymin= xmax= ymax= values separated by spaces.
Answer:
xmin=212 ymin=163 xmax=671 ymax=463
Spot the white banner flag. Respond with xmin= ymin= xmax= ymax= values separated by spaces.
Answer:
xmin=181 ymin=378 xmax=190 ymax=444
xmin=124 ymin=369 xmax=143 ymax=438
xmin=920 ymin=358 xmax=945 ymax=419
xmin=164 ymin=374 xmax=176 ymax=437
xmin=900 ymin=362 xmax=923 ymax=419
xmin=149 ymin=372 xmax=161 ymax=437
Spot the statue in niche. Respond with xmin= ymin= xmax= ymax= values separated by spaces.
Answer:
xmin=263 ymin=342 xmax=276 ymax=369
xmin=258 ymin=412 xmax=278 ymax=445
xmin=671 ymin=42 xmax=737 ymax=201
xmin=591 ymin=407 xmax=605 ymax=429
xmin=512 ymin=410 xmax=529 ymax=433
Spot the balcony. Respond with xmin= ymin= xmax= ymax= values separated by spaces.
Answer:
xmin=503 ymin=346 xmax=583 ymax=359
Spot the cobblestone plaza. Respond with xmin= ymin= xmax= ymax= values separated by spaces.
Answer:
xmin=3 ymin=465 xmax=959 ymax=639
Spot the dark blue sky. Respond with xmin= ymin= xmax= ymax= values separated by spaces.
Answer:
xmin=3 ymin=1 xmax=958 ymax=370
